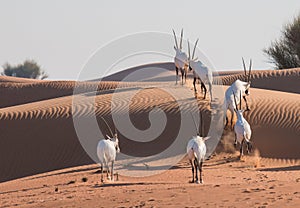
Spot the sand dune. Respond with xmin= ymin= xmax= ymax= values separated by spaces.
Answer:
xmin=0 ymin=64 xmax=300 ymax=184
xmin=219 ymin=67 xmax=300 ymax=93
xmin=0 ymin=63 xmax=299 ymax=208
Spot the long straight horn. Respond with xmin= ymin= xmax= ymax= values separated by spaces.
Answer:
xmin=248 ymin=59 xmax=252 ymax=82
xmin=172 ymin=29 xmax=178 ymax=49
xmin=190 ymin=113 xmax=199 ymax=135
xmin=188 ymin=40 xmax=191 ymax=60
xmin=239 ymin=91 xmax=242 ymax=110
xmin=100 ymin=116 xmax=114 ymax=138
xmin=232 ymin=91 xmax=238 ymax=110
xmin=242 ymin=57 xmax=247 ymax=77
xmin=180 ymin=29 xmax=183 ymax=49
xmin=192 ymin=39 xmax=199 ymax=59
xmin=201 ymin=111 xmax=204 ymax=137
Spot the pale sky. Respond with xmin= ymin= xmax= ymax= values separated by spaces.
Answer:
xmin=0 ymin=0 xmax=299 ymax=80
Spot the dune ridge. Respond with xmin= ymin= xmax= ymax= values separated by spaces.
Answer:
xmin=0 ymin=64 xmax=299 ymax=184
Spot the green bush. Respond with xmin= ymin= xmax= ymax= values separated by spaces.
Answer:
xmin=2 ymin=59 xmax=48 ymax=79
xmin=264 ymin=14 xmax=300 ymax=69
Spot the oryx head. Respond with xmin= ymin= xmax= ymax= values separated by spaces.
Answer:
xmin=242 ymin=57 xmax=252 ymax=96
xmin=172 ymin=29 xmax=184 ymax=52
xmin=101 ymin=116 xmax=120 ymax=153
xmin=187 ymin=38 xmax=199 ymax=71
xmin=111 ymin=133 xmax=120 ymax=153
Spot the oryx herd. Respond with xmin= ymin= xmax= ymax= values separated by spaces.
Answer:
xmin=96 ymin=29 xmax=254 ymax=184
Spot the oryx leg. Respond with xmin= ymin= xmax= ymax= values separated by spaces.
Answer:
xmin=230 ymin=108 xmax=235 ymax=130
xmin=208 ymin=82 xmax=213 ymax=102
xmin=201 ymin=82 xmax=207 ymax=100
xmin=199 ymin=159 xmax=204 ymax=184
xmin=225 ymin=113 xmax=229 ymax=128
xmin=243 ymin=96 xmax=250 ymax=111
xmin=246 ymin=141 xmax=252 ymax=154
xmin=111 ymin=161 xmax=114 ymax=181
xmin=189 ymin=159 xmax=195 ymax=183
xmin=234 ymin=133 xmax=237 ymax=148
xmin=175 ymin=67 xmax=179 ymax=85
xmin=100 ymin=162 xmax=104 ymax=183
xmin=193 ymin=77 xmax=197 ymax=97
xmin=184 ymin=70 xmax=187 ymax=84
xmin=106 ymin=162 xmax=111 ymax=180
xmin=240 ymin=139 xmax=245 ymax=159
xmin=181 ymin=69 xmax=184 ymax=85
xmin=194 ymin=158 xmax=199 ymax=183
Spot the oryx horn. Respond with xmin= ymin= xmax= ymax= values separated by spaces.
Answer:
xmin=188 ymin=40 xmax=191 ymax=60
xmin=180 ymin=28 xmax=183 ymax=49
xmin=248 ymin=59 xmax=252 ymax=83
xmin=242 ymin=57 xmax=247 ymax=77
xmin=200 ymin=111 xmax=204 ymax=137
xmin=192 ymin=39 xmax=199 ymax=59
xmin=172 ymin=29 xmax=178 ymax=49
xmin=100 ymin=116 xmax=114 ymax=138
xmin=190 ymin=112 xmax=199 ymax=135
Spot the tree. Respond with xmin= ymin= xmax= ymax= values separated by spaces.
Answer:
xmin=264 ymin=14 xmax=300 ymax=69
xmin=2 ymin=59 xmax=48 ymax=80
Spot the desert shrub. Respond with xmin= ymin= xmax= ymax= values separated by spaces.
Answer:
xmin=264 ymin=13 xmax=300 ymax=69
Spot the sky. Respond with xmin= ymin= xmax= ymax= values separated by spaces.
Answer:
xmin=0 ymin=0 xmax=299 ymax=80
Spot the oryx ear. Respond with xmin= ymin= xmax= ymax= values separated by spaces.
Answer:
xmin=203 ymin=137 xmax=210 ymax=141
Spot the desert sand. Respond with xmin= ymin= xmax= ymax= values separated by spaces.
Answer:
xmin=0 ymin=63 xmax=299 ymax=207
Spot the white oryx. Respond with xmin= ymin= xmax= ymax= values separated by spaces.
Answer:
xmin=232 ymin=91 xmax=253 ymax=159
xmin=173 ymin=29 xmax=189 ymax=85
xmin=186 ymin=112 xmax=209 ymax=184
xmin=97 ymin=117 xmax=120 ymax=183
xmin=187 ymin=39 xmax=213 ymax=101
xmin=224 ymin=58 xmax=252 ymax=128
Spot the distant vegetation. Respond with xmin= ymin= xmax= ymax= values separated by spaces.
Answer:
xmin=264 ymin=13 xmax=300 ymax=69
xmin=1 ymin=59 xmax=48 ymax=80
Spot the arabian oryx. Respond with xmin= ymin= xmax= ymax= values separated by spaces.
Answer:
xmin=187 ymin=39 xmax=213 ymax=101
xmin=224 ymin=58 xmax=252 ymax=128
xmin=232 ymin=91 xmax=253 ymax=159
xmin=187 ymin=112 xmax=210 ymax=184
xmin=97 ymin=117 xmax=120 ymax=183
xmin=173 ymin=29 xmax=189 ymax=85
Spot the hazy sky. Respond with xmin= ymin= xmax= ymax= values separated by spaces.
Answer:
xmin=0 ymin=0 xmax=299 ymax=80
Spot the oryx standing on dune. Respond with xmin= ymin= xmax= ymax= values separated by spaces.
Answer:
xmin=232 ymin=91 xmax=253 ymax=159
xmin=97 ymin=117 xmax=120 ymax=183
xmin=187 ymin=39 xmax=213 ymax=101
xmin=187 ymin=112 xmax=210 ymax=184
xmin=173 ymin=29 xmax=189 ymax=85
xmin=224 ymin=58 xmax=252 ymax=128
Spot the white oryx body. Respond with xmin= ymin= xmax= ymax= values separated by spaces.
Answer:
xmin=189 ymin=59 xmax=213 ymax=101
xmin=234 ymin=111 xmax=252 ymax=145
xmin=97 ymin=134 xmax=120 ymax=182
xmin=232 ymin=92 xmax=253 ymax=159
xmin=225 ymin=79 xmax=250 ymax=115
xmin=173 ymin=29 xmax=189 ymax=85
xmin=225 ymin=58 xmax=252 ymax=128
xmin=187 ymin=39 xmax=213 ymax=101
xmin=187 ymin=113 xmax=209 ymax=184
